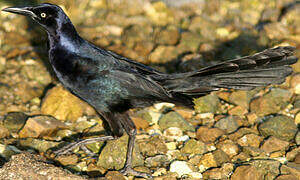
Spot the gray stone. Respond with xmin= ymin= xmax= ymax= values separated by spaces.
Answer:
xmin=258 ymin=115 xmax=298 ymax=142
xmin=158 ymin=111 xmax=194 ymax=132
xmin=194 ymin=93 xmax=220 ymax=113
xmin=215 ymin=115 xmax=240 ymax=133
xmin=4 ymin=112 xmax=28 ymax=134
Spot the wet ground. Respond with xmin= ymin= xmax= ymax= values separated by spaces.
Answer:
xmin=0 ymin=0 xmax=299 ymax=179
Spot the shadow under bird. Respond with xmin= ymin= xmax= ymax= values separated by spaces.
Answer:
xmin=2 ymin=3 xmax=298 ymax=178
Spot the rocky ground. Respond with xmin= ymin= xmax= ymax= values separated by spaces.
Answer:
xmin=0 ymin=0 xmax=299 ymax=179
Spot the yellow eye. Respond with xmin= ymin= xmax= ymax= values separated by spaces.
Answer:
xmin=41 ymin=13 xmax=46 ymax=18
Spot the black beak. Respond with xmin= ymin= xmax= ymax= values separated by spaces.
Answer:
xmin=2 ymin=6 xmax=38 ymax=19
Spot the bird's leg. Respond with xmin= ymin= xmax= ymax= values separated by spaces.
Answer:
xmin=54 ymin=111 xmax=124 ymax=157
xmin=118 ymin=113 xmax=152 ymax=178
xmin=53 ymin=135 xmax=115 ymax=156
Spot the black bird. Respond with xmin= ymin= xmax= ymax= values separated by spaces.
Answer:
xmin=2 ymin=3 xmax=298 ymax=178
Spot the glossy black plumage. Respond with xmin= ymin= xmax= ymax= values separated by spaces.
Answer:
xmin=2 ymin=3 xmax=298 ymax=178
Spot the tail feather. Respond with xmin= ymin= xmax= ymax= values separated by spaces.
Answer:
xmin=159 ymin=46 xmax=298 ymax=96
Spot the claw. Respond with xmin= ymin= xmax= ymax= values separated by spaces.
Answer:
xmin=120 ymin=166 xmax=152 ymax=179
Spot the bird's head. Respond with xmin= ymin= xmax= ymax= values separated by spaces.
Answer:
xmin=2 ymin=3 xmax=73 ymax=35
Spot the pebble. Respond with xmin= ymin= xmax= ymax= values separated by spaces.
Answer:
xmin=169 ymin=161 xmax=194 ymax=177
xmin=181 ymin=139 xmax=207 ymax=155
xmin=215 ymin=115 xmax=240 ymax=133
xmin=261 ymin=136 xmax=289 ymax=154
xmin=41 ymin=85 xmax=94 ymax=122
xmin=258 ymin=115 xmax=298 ymax=142
xmin=97 ymin=135 xmax=144 ymax=170
xmin=196 ymin=126 xmax=225 ymax=143
xmin=18 ymin=116 xmax=67 ymax=138
xmin=250 ymin=88 xmax=292 ymax=117
xmin=158 ymin=111 xmax=194 ymax=132
xmin=194 ymin=94 xmax=220 ymax=113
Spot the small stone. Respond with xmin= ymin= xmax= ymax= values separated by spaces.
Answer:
xmin=41 ymin=85 xmax=95 ymax=122
xmin=169 ymin=161 xmax=194 ymax=177
xmin=97 ymin=135 xmax=143 ymax=170
xmin=229 ymin=90 xmax=255 ymax=109
xmin=175 ymin=108 xmax=194 ymax=120
xmin=176 ymin=32 xmax=202 ymax=53
xmin=105 ymin=171 xmax=126 ymax=180
xmin=295 ymin=112 xmax=300 ymax=125
xmin=0 ymin=57 xmax=6 ymax=73
xmin=163 ymin=127 xmax=183 ymax=141
xmin=145 ymin=154 xmax=169 ymax=168
xmin=246 ymin=112 xmax=259 ymax=125
xmin=196 ymin=126 xmax=225 ymax=143
xmin=0 ymin=125 xmax=10 ymax=138
xmin=218 ymin=140 xmax=240 ymax=158
xmin=250 ymin=88 xmax=292 ymax=117
xmin=20 ymin=63 xmax=52 ymax=86
xmin=261 ymin=136 xmax=289 ymax=154
xmin=158 ymin=111 xmax=194 ymax=132
xmin=198 ymin=153 xmax=218 ymax=172
xmin=166 ymin=142 xmax=177 ymax=150
xmin=131 ymin=116 xmax=150 ymax=130
xmin=19 ymin=138 xmax=60 ymax=153
xmin=194 ymin=94 xmax=220 ymax=114
xmin=149 ymin=45 xmax=178 ymax=63
xmin=258 ymin=115 xmax=298 ymax=142
xmin=19 ymin=116 xmax=67 ymax=138
xmin=243 ymin=146 xmax=265 ymax=157
xmin=181 ymin=139 xmax=207 ymax=155
xmin=281 ymin=163 xmax=300 ymax=178
xmin=138 ymin=135 xmax=168 ymax=156
xmin=250 ymin=159 xmax=281 ymax=178
xmin=295 ymin=132 xmax=300 ymax=145
xmin=237 ymin=134 xmax=263 ymax=148
xmin=228 ymin=106 xmax=248 ymax=116
xmin=55 ymin=154 xmax=79 ymax=166
xmin=0 ymin=153 xmax=85 ymax=179
xmin=231 ymin=165 xmax=263 ymax=180
xmin=215 ymin=115 xmax=240 ymax=133
xmin=276 ymin=175 xmax=299 ymax=180
xmin=0 ymin=144 xmax=21 ymax=160
xmin=290 ymin=74 xmax=300 ymax=94
xmin=3 ymin=112 xmax=28 ymax=134
xmin=202 ymin=163 xmax=234 ymax=179
xmin=155 ymin=26 xmax=180 ymax=45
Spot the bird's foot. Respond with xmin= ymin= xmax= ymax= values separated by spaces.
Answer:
xmin=52 ymin=136 xmax=115 ymax=157
xmin=119 ymin=166 xmax=152 ymax=179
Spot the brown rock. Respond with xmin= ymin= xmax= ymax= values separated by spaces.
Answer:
xmin=250 ymin=88 xmax=292 ymax=117
xmin=0 ymin=153 xmax=85 ymax=180
xmin=237 ymin=134 xmax=263 ymax=148
xmin=196 ymin=126 xmax=225 ymax=143
xmin=19 ymin=116 xmax=67 ymax=138
xmin=155 ymin=26 xmax=180 ymax=45
xmin=41 ymin=85 xmax=95 ymax=122
xmin=280 ymin=163 xmax=300 ymax=178
xmin=198 ymin=150 xmax=229 ymax=171
xmin=202 ymin=163 xmax=234 ymax=179
xmin=229 ymin=90 xmax=255 ymax=109
xmin=261 ymin=136 xmax=289 ymax=154
xmin=276 ymin=175 xmax=298 ymax=180
xmin=131 ymin=116 xmax=150 ymax=130
xmin=228 ymin=106 xmax=248 ymax=116
xmin=0 ymin=125 xmax=10 ymax=138
xmin=231 ymin=165 xmax=263 ymax=180
xmin=218 ymin=140 xmax=240 ymax=158
xmin=105 ymin=171 xmax=126 ymax=180
xmin=55 ymin=154 xmax=79 ymax=166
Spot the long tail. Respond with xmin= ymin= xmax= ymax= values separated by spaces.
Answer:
xmin=156 ymin=46 xmax=298 ymax=98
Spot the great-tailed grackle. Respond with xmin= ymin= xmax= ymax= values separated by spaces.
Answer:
xmin=2 ymin=3 xmax=298 ymax=178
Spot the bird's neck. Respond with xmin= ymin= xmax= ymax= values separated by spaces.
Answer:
xmin=47 ymin=21 xmax=83 ymax=53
